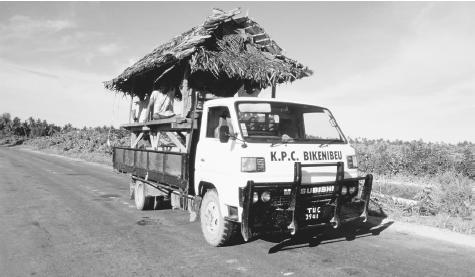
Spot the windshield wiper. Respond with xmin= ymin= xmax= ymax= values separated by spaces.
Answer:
xmin=319 ymin=139 xmax=344 ymax=147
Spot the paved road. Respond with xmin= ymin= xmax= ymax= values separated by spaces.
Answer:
xmin=0 ymin=147 xmax=474 ymax=277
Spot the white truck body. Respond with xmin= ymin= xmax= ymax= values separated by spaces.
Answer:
xmin=195 ymin=97 xmax=358 ymax=223
xmin=114 ymin=97 xmax=372 ymax=246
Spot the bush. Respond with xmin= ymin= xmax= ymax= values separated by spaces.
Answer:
xmin=350 ymin=138 xmax=474 ymax=220
xmin=407 ymin=172 xmax=471 ymax=217
xmin=351 ymin=138 xmax=474 ymax=178
xmin=25 ymin=127 xmax=130 ymax=154
xmin=434 ymin=172 xmax=472 ymax=217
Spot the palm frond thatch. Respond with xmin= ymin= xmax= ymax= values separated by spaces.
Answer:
xmin=104 ymin=8 xmax=312 ymax=98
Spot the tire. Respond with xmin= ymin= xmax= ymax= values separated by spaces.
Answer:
xmin=200 ymin=189 xmax=235 ymax=246
xmin=129 ymin=179 xmax=135 ymax=200
xmin=134 ymin=181 xmax=153 ymax=210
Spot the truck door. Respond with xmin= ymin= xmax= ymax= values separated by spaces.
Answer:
xmin=195 ymin=106 xmax=237 ymax=190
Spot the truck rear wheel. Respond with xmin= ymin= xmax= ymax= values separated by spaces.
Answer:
xmin=129 ymin=179 xmax=135 ymax=200
xmin=200 ymin=189 xmax=235 ymax=246
xmin=134 ymin=181 xmax=153 ymax=210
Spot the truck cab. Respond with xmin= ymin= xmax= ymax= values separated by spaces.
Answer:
xmin=194 ymin=98 xmax=372 ymax=245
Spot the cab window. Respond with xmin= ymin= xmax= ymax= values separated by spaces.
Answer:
xmin=206 ymin=106 xmax=234 ymax=138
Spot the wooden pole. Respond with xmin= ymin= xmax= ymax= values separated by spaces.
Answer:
xmin=129 ymin=95 xmax=133 ymax=123
xmin=271 ymin=85 xmax=276 ymax=98
xmin=181 ymin=65 xmax=192 ymax=118
xmin=129 ymin=80 xmax=136 ymax=124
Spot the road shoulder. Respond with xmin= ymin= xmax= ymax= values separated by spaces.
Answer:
xmin=370 ymin=217 xmax=475 ymax=248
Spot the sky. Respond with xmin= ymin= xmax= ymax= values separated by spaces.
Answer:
xmin=0 ymin=1 xmax=474 ymax=143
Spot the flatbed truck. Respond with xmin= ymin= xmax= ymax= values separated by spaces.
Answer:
xmin=113 ymin=97 xmax=373 ymax=246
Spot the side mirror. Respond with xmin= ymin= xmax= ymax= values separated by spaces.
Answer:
xmin=219 ymin=125 xmax=230 ymax=143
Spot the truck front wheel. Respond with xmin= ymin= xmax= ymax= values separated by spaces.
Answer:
xmin=200 ymin=189 xmax=235 ymax=246
xmin=134 ymin=181 xmax=153 ymax=210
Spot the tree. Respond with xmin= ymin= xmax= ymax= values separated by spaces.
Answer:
xmin=0 ymin=113 xmax=12 ymax=132
xmin=11 ymin=117 xmax=23 ymax=136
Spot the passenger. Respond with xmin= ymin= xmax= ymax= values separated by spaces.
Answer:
xmin=180 ymin=74 xmax=193 ymax=118
xmin=132 ymin=96 xmax=149 ymax=123
xmin=248 ymin=116 xmax=258 ymax=131
xmin=145 ymin=85 xmax=176 ymax=121
xmin=268 ymin=117 xmax=276 ymax=132
xmin=132 ymin=96 xmax=140 ymax=122
xmin=235 ymin=83 xmax=261 ymax=97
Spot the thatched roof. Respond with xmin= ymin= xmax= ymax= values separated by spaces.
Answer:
xmin=104 ymin=8 xmax=313 ymax=98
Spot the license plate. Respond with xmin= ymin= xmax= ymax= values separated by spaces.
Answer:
xmin=303 ymin=205 xmax=332 ymax=221
xmin=304 ymin=206 xmax=322 ymax=221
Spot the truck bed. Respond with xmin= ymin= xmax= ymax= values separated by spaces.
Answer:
xmin=113 ymin=147 xmax=189 ymax=191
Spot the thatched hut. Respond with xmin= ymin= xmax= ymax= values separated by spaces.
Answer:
xmin=104 ymin=8 xmax=312 ymax=102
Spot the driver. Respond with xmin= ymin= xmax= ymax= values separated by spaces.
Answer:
xmin=248 ymin=116 xmax=258 ymax=131
xmin=214 ymin=110 xmax=234 ymax=138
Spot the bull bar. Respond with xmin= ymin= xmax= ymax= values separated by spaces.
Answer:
xmin=240 ymin=162 xmax=373 ymax=241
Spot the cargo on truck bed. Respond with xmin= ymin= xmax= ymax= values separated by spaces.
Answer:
xmin=104 ymin=8 xmax=372 ymax=246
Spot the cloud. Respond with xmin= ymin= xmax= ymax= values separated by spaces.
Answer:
xmin=0 ymin=15 xmax=126 ymax=72
xmin=98 ymin=43 xmax=122 ymax=56
xmin=0 ymin=15 xmax=76 ymax=39
xmin=18 ymin=67 xmax=60 ymax=79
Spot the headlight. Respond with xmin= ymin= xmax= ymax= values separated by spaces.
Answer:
xmin=252 ymin=192 xmax=259 ymax=203
xmin=241 ymin=157 xmax=265 ymax=172
xmin=261 ymin=191 xmax=271 ymax=202
xmin=347 ymin=155 xmax=358 ymax=169
xmin=341 ymin=186 xmax=348 ymax=195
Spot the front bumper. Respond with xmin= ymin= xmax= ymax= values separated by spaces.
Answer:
xmin=239 ymin=162 xmax=373 ymax=241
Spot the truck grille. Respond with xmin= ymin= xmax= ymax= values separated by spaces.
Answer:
xmin=270 ymin=195 xmax=290 ymax=209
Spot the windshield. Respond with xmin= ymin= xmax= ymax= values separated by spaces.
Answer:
xmin=236 ymin=102 xmax=345 ymax=143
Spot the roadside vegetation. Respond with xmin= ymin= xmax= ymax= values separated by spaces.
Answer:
xmin=0 ymin=112 xmax=129 ymax=163
xmin=1 ymin=113 xmax=473 ymax=234
xmin=351 ymin=138 xmax=474 ymax=234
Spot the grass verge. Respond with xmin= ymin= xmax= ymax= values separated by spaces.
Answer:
xmin=370 ymin=174 xmax=473 ymax=236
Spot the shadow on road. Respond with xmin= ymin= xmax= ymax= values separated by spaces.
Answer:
xmin=265 ymin=216 xmax=393 ymax=254
xmin=265 ymin=200 xmax=393 ymax=254
xmin=139 ymin=194 xmax=394 ymax=252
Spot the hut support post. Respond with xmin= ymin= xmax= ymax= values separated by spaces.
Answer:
xmin=129 ymin=95 xmax=133 ymax=123
xmin=181 ymin=66 xmax=192 ymax=118
xmin=271 ymin=85 xmax=276 ymax=98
